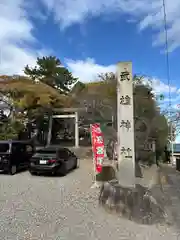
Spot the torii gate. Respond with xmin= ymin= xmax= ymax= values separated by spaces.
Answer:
xmin=47 ymin=108 xmax=85 ymax=148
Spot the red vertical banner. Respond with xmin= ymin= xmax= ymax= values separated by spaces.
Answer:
xmin=90 ymin=123 xmax=105 ymax=173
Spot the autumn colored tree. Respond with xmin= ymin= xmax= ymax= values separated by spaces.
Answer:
xmin=0 ymin=56 xmax=78 ymax=141
xmin=0 ymin=75 xmax=70 ymax=113
xmin=0 ymin=75 xmax=73 ymax=141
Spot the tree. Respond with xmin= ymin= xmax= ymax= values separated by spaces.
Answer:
xmin=24 ymin=56 xmax=77 ymax=93
xmin=0 ymin=75 xmax=73 ymax=142
xmin=0 ymin=75 xmax=70 ymax=113
xmin=0 ymin=56 xmax=78 ymax=142
xmin=71 ymin=75 xmax=117 ymax=125
xmin=72 ymin=73 xmax=169 ymax=163
xmin=0 ymin=119 xmax=25 ymax=140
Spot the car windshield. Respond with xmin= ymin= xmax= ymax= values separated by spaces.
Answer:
xmin=36 ymin=148 xmax=57 ymax=154
xmin=0 ymin=143 xmax=10 ymax=153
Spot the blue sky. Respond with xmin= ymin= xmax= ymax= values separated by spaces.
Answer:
xmin=1 ymin=0 xmax=180 ymax=140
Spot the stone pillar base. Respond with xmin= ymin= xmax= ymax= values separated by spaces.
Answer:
xmin=99 ymin=180 xmax=166 ymax=225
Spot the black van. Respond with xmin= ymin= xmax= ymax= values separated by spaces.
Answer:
xmin=0 ymin=140 xmax=35 ymax=175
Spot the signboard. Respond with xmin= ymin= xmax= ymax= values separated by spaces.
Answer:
xmin=90 ymin=123 xmax=105 ymax=173
xmin=117 ymin=61 xmax=135 ymax=187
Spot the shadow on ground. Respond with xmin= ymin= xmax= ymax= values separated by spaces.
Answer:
xmin=29 ymin=165 xmax=79 ymax=178
xmin=0 ymin=168 xmax=28 ymax=175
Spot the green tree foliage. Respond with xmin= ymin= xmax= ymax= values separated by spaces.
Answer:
xmin=0 ymin=112 xmax=24 ymax=140
xmin=133 ymin=82 xmax=168 ymax=162
xmin=71 ymin=75 xmax=117 ymax=123
xmin=24 ymin=56 xmax=77 ymax=93
xmin=1 ymin=121 xmax=25 ymax=140
xmin=72 ymin=73 xmax=169 ymax=163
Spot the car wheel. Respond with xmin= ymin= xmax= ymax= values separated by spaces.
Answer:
xmin=29 ymin=170 xmax=37 ymax=176
xmin=9 ymin=165 xmax=17 ymax=175
xmin=61 ymin=163 xmax=67 ymax=176
xmin=52 ymin=171 xmax=57 ymax=176
xmin=73 ymin=158 xmax=78 ymax=169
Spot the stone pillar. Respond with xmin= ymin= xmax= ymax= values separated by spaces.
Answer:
xmin=75 ymin=111 xmax=79 ymax=148
xmin=116 ymin=61 xmax=135 ymax=188
xmin=47 ymin=116 xmax=53 ymax=146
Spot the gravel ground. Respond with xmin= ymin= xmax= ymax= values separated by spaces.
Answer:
xmin=159 ymin=165 xmax=180 ymax=234
xmin=0 ymin=160 xmax=179 ymax=240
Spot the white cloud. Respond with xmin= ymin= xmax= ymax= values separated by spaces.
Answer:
xmin=1 ymin=0 xmax=179 ymax=79
xmin=40 ymin=0 xmax=180 ymax=51
xmin=67 ymin=58 xmax=180 ymax=121
xmin=66 ymin=58 xmax=177 ymax=96
xmin=143 ymin=77 xmax=177 ymax=94
xmin=66 ymin=58 xmax=115 ymax=82
xmin=0 ymin=0 xmax=47 ymax=75
xmin=40 ymin=0 xmax=159 ymax=28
